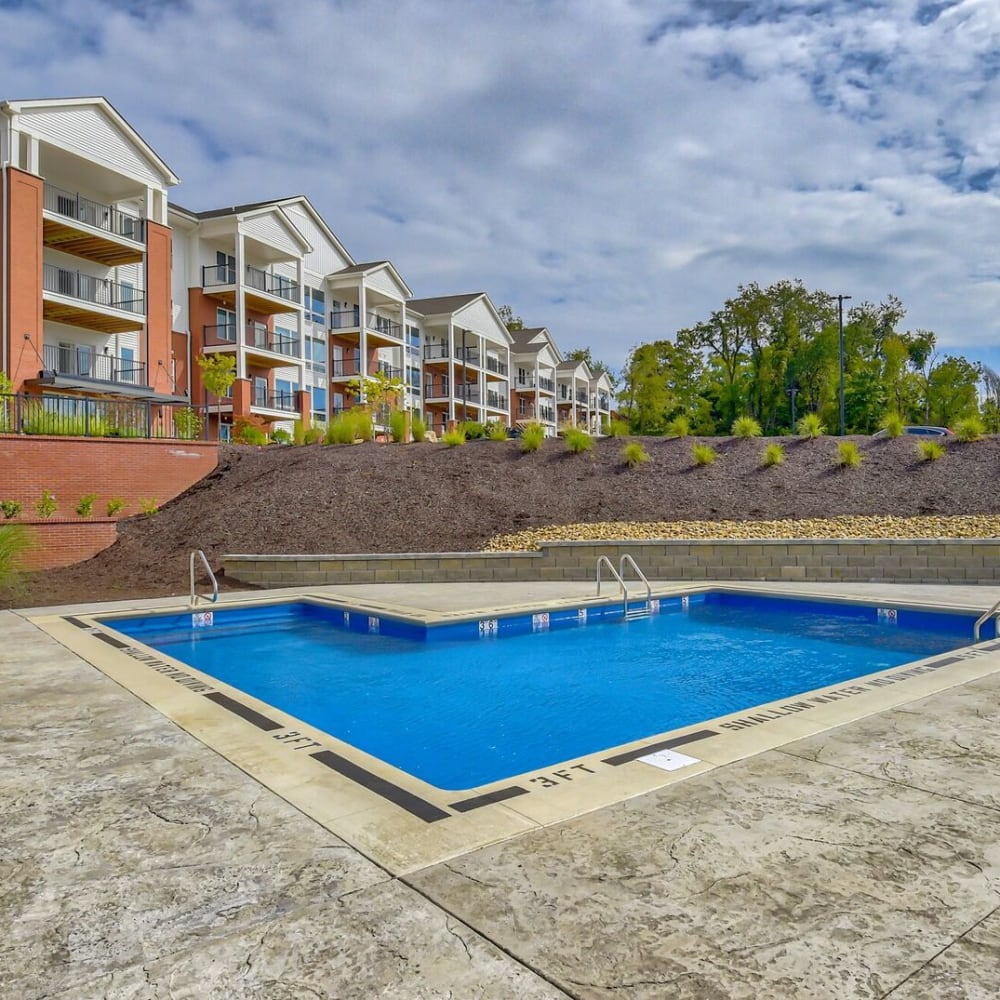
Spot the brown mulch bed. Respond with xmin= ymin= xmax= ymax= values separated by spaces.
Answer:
xmin=8 ymin=435 xmax=1000 ymax=608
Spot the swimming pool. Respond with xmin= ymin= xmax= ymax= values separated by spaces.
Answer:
xmin=106 ymin=591 xmax=988 ymax=791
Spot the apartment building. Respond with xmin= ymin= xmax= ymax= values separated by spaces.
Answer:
xmin=1 ymin=97 xmax=180 ymax=413
xmin=509 ymin=327 xmax=559 ymax=435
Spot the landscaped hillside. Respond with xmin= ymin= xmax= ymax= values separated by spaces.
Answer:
xmin=11 ymin=435 xmax=1000 ymax=607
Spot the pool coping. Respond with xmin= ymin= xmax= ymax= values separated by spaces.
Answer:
xmin=25 ymin=582 xmax=1000 ymax=875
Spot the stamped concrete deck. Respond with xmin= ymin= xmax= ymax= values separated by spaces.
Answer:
xmin=4 ymin=582 xmax=1000 ymax=998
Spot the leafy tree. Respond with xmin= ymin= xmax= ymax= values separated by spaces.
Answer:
xmin=346 ymin=369 xmax=404 ymax=440
xmin=196 ymin=353 xmax=237 ymax=438
xmin=496 ymin=304 xmax=523 ymax=331
xmin=618 ymin=342 xmax=672 ymax=433
xmin=925 ymin=356 xmax=981 ymax=426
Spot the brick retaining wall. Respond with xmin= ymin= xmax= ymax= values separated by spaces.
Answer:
xmin=224 ymin=538 xmax=1000 ymax=588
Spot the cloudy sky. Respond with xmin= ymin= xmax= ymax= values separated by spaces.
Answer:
xmin=2 ymin=0 xmax=999 ymax=373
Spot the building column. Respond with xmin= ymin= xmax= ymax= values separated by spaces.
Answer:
xmin=358 ymin=279 xmax=367 ymax=382
xmin=234 ymin=228 xmax=246 ymax=380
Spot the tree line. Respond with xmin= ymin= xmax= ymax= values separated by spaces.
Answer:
xmin=615 ymin=279 xmax=998 ymax=435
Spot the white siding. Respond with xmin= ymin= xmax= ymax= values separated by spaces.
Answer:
xmin=241 ymin=212 xmax=302 ymax=258
xmin=282 ymin=203 xmax=352 ymax=274
xmin=454 ymin=298 xmax=509 ymax=345
xmin=365 ymin=266 xmax=406 ymax=300
xmin=170 ymin=228 xmax=193 ymax=331
xmin=21 ymin=106 xmax=167 ymax=189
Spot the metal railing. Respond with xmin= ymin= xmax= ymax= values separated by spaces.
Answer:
xmin=376 ymin=363 xmax=402 ymax=379
xmin=596 ymin=554 xmax=652 ymax=620
xmin=247 ymin=322 xmax=299 ymax=356
xmin=486 ymin=391 xmax=507 ymax=409
xmin=514 ymin=376 xmax=536 ymax=389
xmin=41 ymin=344 xmax=146 ymax=386
xmin=486 ymin=357 xmax=508 ymax=375
xmin=330 ymin=308 xmax=361 ymax=330
xmin=423 ymin=345 xmax=449 ymax=361
xmin=330 ymin=357 xmax=362 ymax=378
xmin=539 ymin=376 xmax=555 ymax=393
xmin=974 ymin=598 xmax=1000 ymax=643
xmin=424 ymin=380 xmax=450 ymax=398
xmin=577 ymin=390 xmax=589 ymax=403
xmin=0 ymin=392 xmax=202 ymax=439
xmin=252 ymin=390 xmax=297 ymax=412
xmin=44 ymin=183 xmax=145 ymax=243
xmin=367 ymin=312 xmax=402 ymax=339
xmin=201 ymin=264 xmax=299 ymax=302
xmin=43 ymin=264 xmax=145 ymax=314
xmin=457 ymin=346 xmax=480 ymax=364
xmin=540 ymin=407 xmax=555 ymax=422
xmin=203 ymin=322 xmax=237 ymax=346
xmin=189 ymin=549 xmax=219 ymax=607
xmin=455 ymin=384 xmax=481 ymax=403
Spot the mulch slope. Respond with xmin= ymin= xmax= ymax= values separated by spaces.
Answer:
xmin=11 ymin=435 xmax=1000 ymax=607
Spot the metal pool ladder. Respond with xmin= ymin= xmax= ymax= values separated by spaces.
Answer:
xmin=189 ymin=549 xmax=219 ymax=607
xmin=596 ymin=554 xmax=652 ymax=620
xmin=973 ymin=596 xmax=1000 ymax=643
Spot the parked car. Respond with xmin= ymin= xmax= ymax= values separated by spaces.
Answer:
xmin=872 ymin=425 xmax=953 ymax=439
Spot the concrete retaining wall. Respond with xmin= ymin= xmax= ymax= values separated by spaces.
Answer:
xmin=224 ymin=538 xmax=1000 ymax=587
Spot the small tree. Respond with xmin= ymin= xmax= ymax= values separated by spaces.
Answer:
xmin=197 ymin=354 xmax=237 ymax=440
xmin=346 ymin=369 xmax=404 ymax=441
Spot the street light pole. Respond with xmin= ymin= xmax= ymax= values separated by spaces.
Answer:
xmin=838 ymin=293 xmax=852 ymax=435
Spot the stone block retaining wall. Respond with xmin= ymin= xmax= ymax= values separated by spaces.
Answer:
xmin=224 ymin=539 xmax=1000 ymax=588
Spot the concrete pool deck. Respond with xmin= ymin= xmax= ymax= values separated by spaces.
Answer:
xmin=4 ymin=581 xmax=1000 ymax=997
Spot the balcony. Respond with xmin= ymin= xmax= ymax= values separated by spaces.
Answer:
xmin=539 ymin=376 xmax=555 ymax=393
xmin=540 ymin=407 xmax=555 ymax=423
xmin=43 ymin=263 xmax=145 ymax=334
xmin=367 ymin=312 xmax=402 ymax=344
xmin=37 ymin=343 xmax=148 ymax=392
xmin=376 ymin=363 xmax=402 ymax=380
xmin=514 ymin=376 xmax=536 ymax=389
xmin=424 ymin=379 xmax=450 ymax=400
xmin=43 ymin=184 xmax=145 ymax=266
xmin=331 ymin=307 xmax=361 ymax=330
xmin=486 ymin=356 xmax=508 ymax=376
xmin=201 ymin=263 xmax=301 ymax=315
xmin=330 ymin=357 xmax=363 ymax=379
xmin=247 ymin=322 xmax=299 ymax=360
xmin=577 ymin=390 xmax=589 ymax=404
xmin=203 ymin=323 xmax=238 ymax=347
xmin=486 ymin=391 xmax=507 ymax=410
xmin=252 ymin=388 xmax=297 ymax=413
xmin=423 ymin=345 xmax=449 ymax=362
xmin=456 ymin=346 xmax=480 ymax=365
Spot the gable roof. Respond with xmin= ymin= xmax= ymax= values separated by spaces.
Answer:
xmin=329 ymin=260 xmax=413 ymax=299
xmin=510 ymin=326 xmax=564 ymax=362
xmin=407 ymin=293 xmax=484 ymax=316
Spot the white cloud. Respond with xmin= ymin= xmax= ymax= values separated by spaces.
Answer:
xmin=1 ymin=0 xmax=998 ymax=370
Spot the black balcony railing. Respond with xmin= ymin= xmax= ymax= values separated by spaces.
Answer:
xmin=376 ymin=363 xmax=402 ymax=379
xmin=486 ymin=357 xmax=508 ymax=376
xmin=203 ymin=323 xmax=238 ymax=346
xmin=44 ymin=184 xmax=145 ymax=243
xmin=423 ymin=345 xmax=449 ymax=361
xmin=43 ymin=264 xmax=145 ymax=314
xmin=330 ymin=357 xmax=362 ymax=378
xmin=0 ymin=392 xmax=202 ymax=439
xmin=539 ymin=376 xmax=555 ymax=392
xmin=457 ymin=346 xmax=480 ymax=365
xmin=41 ymin=343 xmax=146 ymax=386
xmin=367 ymin=312 xmax=402 ymax=339
xmin=514 ymin=376 xmax=536 ymax=389
xmin=202 ymin=263 xmax=299 ymax=302
xmin=252 ymin=389 xmax=297 ymax=412
xmin=576 ymin=390 xmax=589 ymax=403
xmin=331 ymin=308 xmax=361 ymax=330
xmin=247 ymin=322 xmax=299 ymax=356
xmin=540 ymin=408 xmax=556 ymax=422
xmin=487 ymin=392 xmax=507 ymax=409
xmin=424 ymin=380 xmax=450 ymax=398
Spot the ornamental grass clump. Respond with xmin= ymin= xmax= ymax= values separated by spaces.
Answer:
xmin=564 ymin=427 xmax=594 ymax=454
xmin=835 ymin=441 xmax=863 ymax=468
xmin=0 ymin=523 xmax=29 ymax=592
xmin=761 ymin=442 xmax=785 ymax=467
xmin=0 ymin=500 xmax=21 ymax=520
xmin=797 ymin=412 xmax=826 ymax=439
xmin=521 ymin=422 xmax=545 ymax=452
xmin=666 ymin=415 xmax=690 ymax=438
xmin=441 ymin=427 xmax=466 ymax=447
xmin=918 ymin=440 xmax=946 ymax=462
xmin=692 ymin=443 xmax=717 ymax=466
xmin=731 ymin=415 xmax=762 ymax=438
xmin=622 ymin=441 xmax=649 ymax=468
xmin=462 ymin=421 xmax=486 ymax=440
xmin=608 ymin=418 xmax=630 ymax=437
xmin=36 ymin=491 xmax=57 ymax=518
xmin=879 ymin=412 xmax=905 ymax=439
xmin=486 ymin=421 xmax=509 ymax=441
xmin=389 ymin=409 xmax=408 ymax=443
xmin=325 ymin=415 xmax=355 ymax=445
xmin=410 ymin=414 xmax=426 ymax=442
xmin=954 ymin=416 xmax=984 ymax=443
xmin=75 ymin=493 xmax=97 ymax=518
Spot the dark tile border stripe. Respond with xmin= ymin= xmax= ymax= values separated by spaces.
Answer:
xmin=94 ymin=632 xmax=130 ymax=649
xmin=926 ymin=656 xmax=965 ymax=668
xmin=602 ymin=728 xmax=718 ymax=766
xmin=449 ymin=786 xmax=529 ymax=812
xmin=65 ymin=616 xmax=91 ymax=629
xmin=64 ymin=616 xmax=131 ymax=648
xmin=203 ymin=691 xmax=283 ymax=732
xmin=311 ymin=749 xmax=450 ymax=823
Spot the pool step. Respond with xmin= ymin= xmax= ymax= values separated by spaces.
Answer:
xmin=625 ymin=606 xmax=651 ymax=621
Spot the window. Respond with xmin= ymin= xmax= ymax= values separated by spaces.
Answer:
xmin=305 ymin=286 xmax=326 ymax=325
xmin=119 ymin=347 xmax=136 ymax=384
xmin=305 ymin=336 xmax=327 ymax=372
xmin=216 ymin=308 xmax=236 ymax=342
xmin=311 ymin=386 xmax=327 ymax=420
xmin=216 ymin=251 xmax=235 ymax=283
xmin=407 ymin=324 xmax=421 ymax=347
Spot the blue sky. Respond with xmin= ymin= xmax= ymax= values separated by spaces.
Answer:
xmin=2 ymin=0 xmax=998 ymax=374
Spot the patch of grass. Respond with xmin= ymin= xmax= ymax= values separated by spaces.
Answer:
xmin=0 ymin=523 xmax=29 ymax=592
xmin=521 ymin=422 xmax=545 ymax=452
xmin=835 ymin=441 xmax=863 ymax=468
xmin=692 ymin=443 xmax=717 ymax=466
xmin=918 ymin=440 xmax=946 ymax=462
xmin=954 ymin=416 xmax=984 ymax=442
xmin=441 ymin=428 xmax=466 ymax=447
xmin=410 ymin=415 xmax=427 ymax=442
xmin=761 ymin=442 xmax=785 ymax=467
xmin=879 ymin=412 xmax=905 ymax=438
xmin=564 ymin=427 xmax=594 ymax=454
xmin=665 ymin=415 xmax=690 ymax=438
xmin=797 ymin=412 xmax=826 ymax=439
xmin=75 ymin=493 xmax=97 ymax=518
xmin=486 ymin=421 xmax=509 ymax=441
xmin=731 ymin=415 xmax=762 ymax=438
xmin=622 ymin=441 xmax=649 ymax=467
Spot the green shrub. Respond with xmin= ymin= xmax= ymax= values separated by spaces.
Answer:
xmin=172 ymin=406 xmax=203 ymax=441
xmin=325 ymin=415 xmax=355 ymax=445
xmin=75 ymin=493 xmax=97 ymax=518
xmin=731 ymin=415 xmax=762 ymax=438
xmin=609 ymin=418 xmax=630 ymax=437
xmin=441 ymin=428 xmax=466 ymax=447
xmin=521 ymin=422 xmax=545 ymax=452
xmin=918 ymin=440 xmax=946 ymax=462
xmin=462 ymin=421 xmax=486 ymax=440
xmin=235 ymin=425 xmax=268 ymax=446
xmin=349 ymin=407 xmax=374 ymax=442
xmin=303 ymin=427 xmax=324 ymax=445
xmin=761 ymin=442 xmax=785 ymax=467
xmin=622 ymin=441 xmax=649 ymax=467
xmin=797 ymin=412 xmax=826 ymax=439
xmin=139 ymin=497 xmax=159 ymax=517
xmin=486 ymin=421 xmax=509 ymax=441
xmin=293 ymin=418 xmax=306 ymax=446
xmin=954 ymin=416 xmax=984 ymax=443
xmin=835 ymin=441 xmax=863 ymax=468
xmin=692 ymin=443 xmax=717 ymax=466
xmin=390 ymin=409 xmax=408 ymax=443
xmin=666 ymin=415 xmax=690 ymax=438
xmin=0 ymin=524 xmax=29 ymax=591
xmin=411 ymin=414 xmax=426 ymax=442
xmin=36 ymin=491 xmax=57 ymax=519
xmin=564 ymin=427 xmax=594 ymax=454
xmin=600 ymin=416 xmax=611 ymax=436
xmin=271 ymin=428 xmax=292 ymax=445
xmin=106 ymin=497 xmax=126 ymax=517
xmin=879 ymin=412 xmax=905 ymax=439
xmin=0 ymin=500 xmax=21 ymax=520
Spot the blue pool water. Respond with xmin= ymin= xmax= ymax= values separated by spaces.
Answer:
xmin=108 ymin=593 xmax=982 ymax=790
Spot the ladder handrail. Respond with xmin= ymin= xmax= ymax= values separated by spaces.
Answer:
xmin=596 ymin=555 xmax=628 ymax=598
xmin=973 ymin=595 xmax=1000 ymax=643
xmin=190 ymin=549 xmax=219 ymax=607
xmin=619 ymin=553 xmax=652 ymax=606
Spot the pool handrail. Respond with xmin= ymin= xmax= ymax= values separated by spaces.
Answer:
xmin=189 ymin=549 xmax=219 ymax=607
xmin=596 ymin=555 xmax=651 ymax=620
xmin=973 ymin=596 xmax=1000 ymax=643
xmin=619 ymin=553 xmax=652 ymax=608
